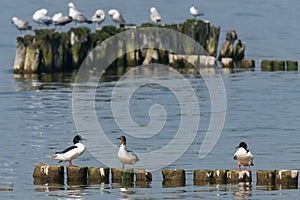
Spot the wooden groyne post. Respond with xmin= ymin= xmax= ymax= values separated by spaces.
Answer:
xmin=14 ymin=19 xmax=220 ymax=75
xmin=33 ymin=163 xmax=64 ymax=185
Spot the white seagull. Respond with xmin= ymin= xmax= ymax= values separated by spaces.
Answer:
xmin=117 ymin=136 xmax=139 ymax=169
xmin=11 ymin=17 xmax=32 ymax=34
xmin=108 ymin=9 xmax=126 ymax=27
xmin=68 ymin=2 xmax=92 ymax=26
xmin=189 ymin=5 xmax=204 ymax=19
xmin=52 ymin=12 xmax=73 ymax=29
xmin=32 ymin=8 xmax=53 ymax=26
xmin=233 ymin=142 xmax=254 ymax=172
xmin=48 ymin=135 xmax=85 ymax=166
xmin=91 ymin=9 xmax=105 ymax=30
xmin=150 ymin=7 xmax=161 ymax=24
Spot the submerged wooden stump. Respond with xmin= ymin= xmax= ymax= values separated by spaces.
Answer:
xmin=33 ymin=163 xmax=64 ymax=184
xmin=111 ymin=168 xmax=134 ymax=182
xmin=256 ymin=170 xmax=276 ymax=185
xmin=194 ymin=169 xmax=228 ymax=185
xmin=67 ymin=166 xmax=88 ymax=185
xmin=162 ymin=169 xmax=186 ymax=187
xmin=221 ymin=58 xmax=234 ymax=68
xmin=227 ymin=170 xmax=252 ymax=184
xmin=275 ymin=170 xmax=298 ymax=187
xmin=286 ymin=60 xmax=298 ymax=71
xmin=135 ymin=169 xmax=152 ymax=182
xmin=273 ymin=60 xmax=285 ymax=71
xmin=87 ymin=167 xmax=109 ymax=184
xmin=261 ymin=60 xmax=273 ymax=71
xmin=240 ymin=59 xmax=255 ymax=69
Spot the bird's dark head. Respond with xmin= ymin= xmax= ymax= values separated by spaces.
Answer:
xmin=73 ymin=135 xmax=84 ymax=144
xmin=236 ymin=141 xmax=248 ymax=150
xmin=116 ymin=135 xmax=126 ymax=145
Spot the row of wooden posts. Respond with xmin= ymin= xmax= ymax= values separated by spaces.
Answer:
xmin=220 ymin=58 xmax=298 ymax=71
xmin=33 ymin=163 xmax=298 ymax=188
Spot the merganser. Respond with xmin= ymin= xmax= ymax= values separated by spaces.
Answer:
xmin=233 ymin=142 xmax=254 ymax=172
xmin=48 ymin=135 xmax=85 ymax=166
xmin=117 ymin=136 xmax=139 ymax=169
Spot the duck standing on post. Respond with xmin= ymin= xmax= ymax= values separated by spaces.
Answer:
xmin=233 ymin=142 xmax=254 ymax=172
xmin=48 ymin=135 xmax=85 ymax=166
xmin=117 ymin=135 xmax=139 ymax=169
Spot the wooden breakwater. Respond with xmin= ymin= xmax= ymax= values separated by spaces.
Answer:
xmin=13 ymin=19 xmax=220 ymax=74
xmin=33 ymin=164 xmax=298 ymax=189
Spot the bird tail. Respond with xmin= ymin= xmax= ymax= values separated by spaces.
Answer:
xmin=47 ymin=154 xmax=58 ymax=160
xmin=251 ymin=162 xmax=254 ymax=166
xmin=233 ymin=155 xmax=237 ymax=160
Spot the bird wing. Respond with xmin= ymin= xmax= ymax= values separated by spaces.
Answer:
xmin=56 ymin=145 xmax=77 ymax=154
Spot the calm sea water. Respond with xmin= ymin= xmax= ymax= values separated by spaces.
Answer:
xmin=1 ymin=0 xmax=300 ymax=199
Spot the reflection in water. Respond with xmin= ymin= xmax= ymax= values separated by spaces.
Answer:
xmin=0 ymin=182 xmax=13 ymax=191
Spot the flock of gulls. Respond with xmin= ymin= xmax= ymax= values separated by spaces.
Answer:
xmin=48 ymin=134 xmax=254 ymax=171
xmin=11 ymin=3 xmax=205 ymax=34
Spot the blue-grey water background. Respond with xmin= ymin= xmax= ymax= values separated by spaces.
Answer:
xmin=1 ymin=0 xmax=300 ymax=199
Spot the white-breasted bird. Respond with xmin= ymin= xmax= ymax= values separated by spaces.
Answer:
xmin=68 ymin=2 xmax=92 ymax=26
xmin=52 ymin=12 xmax=73 ymax=28
xmin=32 ymin=8 xmax=53 ymax=26
xmin=48 ymin=135 xmax=85 ymax=166
xmin=91 ymin=9 xmax=105 ymax=30
xmin=150 ymin=7 xmax=161 ymax=24
xmin=233 ymin=142 xmax=254 ymax=172
xmin=189 ymin=5 xmax=204 ymax=19
xmin=117 ymin=135 xmax=139 ymax=169
xmin=108 ymin=9 xmax=126 ymax=27
xmin=11 ymin=17 xmax=32 ymax=34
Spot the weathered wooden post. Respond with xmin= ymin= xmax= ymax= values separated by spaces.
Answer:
xmin=135 ymin=169 xmax=152 ymax=188
xmin=261 ymin=60 xmax=273 ymax=71
xmin=275 ymin=170 xmax=298 ymax=188
xmin=256 ymin=170 xmax=276 ymax=186
xmin=273 ymin=60 xmax=285 ymax=71
xmin=13 ymin=37 xmax=27 ymax=73
xmin=33 ymin=163 xmax=64 ymax=184
xmin=227 ymin=170 xmax=252 ymax=184
xmin=67 ymin=166 xmax=88 ymax=185
xmin=162 ymin=169 xmax=186 ymax=187
xmin=240 ymin=59 xmax=255 ymax=69
xmin=111 ymin=168 xmax=135 ymax=187
xmin=194 ymin=169 xmax=228 ymax=185
xmin=221 ymin=58 xmax=234 ymax=68
xmin=87 ymin=167 xmax=110 ymax=184
xmin=286 ymin=60 xmax=298 ymax=71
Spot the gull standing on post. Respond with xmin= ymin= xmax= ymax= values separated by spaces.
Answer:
xmin=117 ymin=136 xmax=139 ymax=169
xmin=48 ymin=135 xmax=85 ymax=166
xmin=91 ymin=9 xmax=105 ymax=30
xmin=150 ymin=7 xmax=161 ymax=24
xmin=189 ymin=5 xmax=204 ymax=19
xmin=52 ymin=12 xmax=73 ymax=30
xmin=32 ymin=8 xmax=53 ymax=26
xmin=11 ymin=17 xmax=32 ymax=34
xmin=68 ymin=2 xmax=92 ymax=26
xmin=108 ymin=9 xmax=126 ymax=27
xmin=233 ymin=142 xmax=254 ymax=172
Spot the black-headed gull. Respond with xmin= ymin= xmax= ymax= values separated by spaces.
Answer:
xmin=150 ymin=7 xmax=161 ymax=24
xmin=117 ymin=136 xmax=139 ymax=169
xmin=32 ymin=8 xmax=53 ymax=26
xmin=52 ymin=12 xmax=73 ymax=28
xmin=11 ymin=17 xmax=32 ymax=34
xmin=91 ymin=9 xmax=105 ymax=30
xmin=108 ymin=9 xmax=126 ymax=27
xmin=233 ymin=142 xmax=254 ymax=172
xmin=68 ymin=2 xmax=92 ymax=26
xmin=48 ymin=135 xmax=85 ymax=166
xmin=189 ymin=5 xmax=204 ymax=19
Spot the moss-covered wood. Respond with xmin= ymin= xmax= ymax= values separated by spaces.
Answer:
xmin=14 ymin=19 xmax=220 ymax=75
